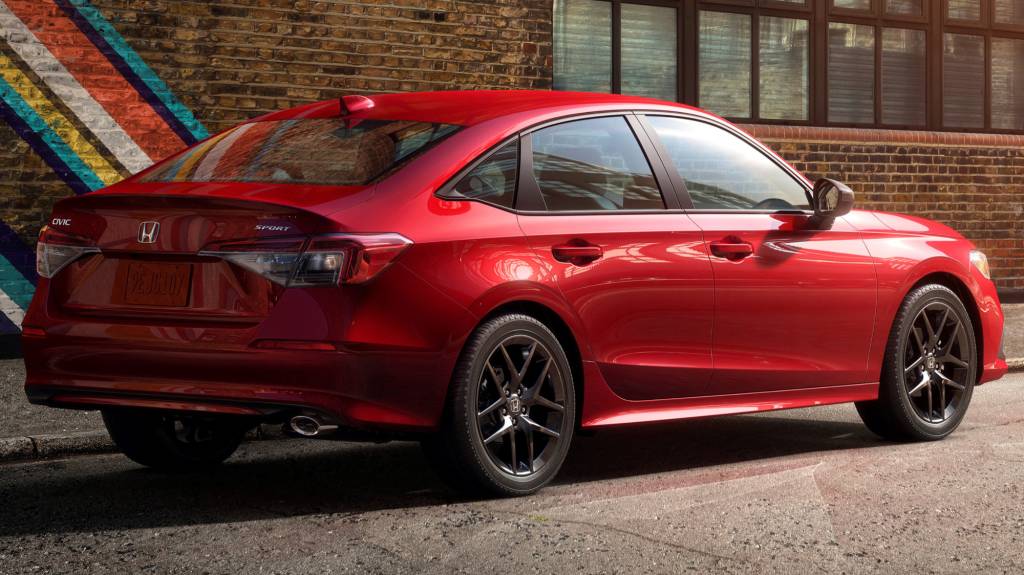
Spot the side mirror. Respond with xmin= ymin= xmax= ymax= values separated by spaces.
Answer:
xmin=811 ymin=178 xmax=855 ymax=221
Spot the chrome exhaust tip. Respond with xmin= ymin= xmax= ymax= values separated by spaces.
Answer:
xmin=288 ymin=415 xmax=338 ymax=437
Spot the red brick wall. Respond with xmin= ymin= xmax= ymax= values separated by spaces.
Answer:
xmin=90 ymin=0 xmax=553 ymax=133
xmin=0 ymin=0 xmax=552 ymax=248
xmin=746 ymin=126 xmax=1024 ymax=291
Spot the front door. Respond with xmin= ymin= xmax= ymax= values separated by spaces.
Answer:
xmin=516 ymin=115 xmax=715 ymax=400
xmin=641 ymin=114 xmax=877 ymax=394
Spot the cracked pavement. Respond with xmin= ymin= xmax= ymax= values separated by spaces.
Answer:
xmin=1 ymin=374 xmax=1023 ymax=574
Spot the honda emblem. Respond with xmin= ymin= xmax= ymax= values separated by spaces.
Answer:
xmin=138 ymin=221 xmax=160 ymax=244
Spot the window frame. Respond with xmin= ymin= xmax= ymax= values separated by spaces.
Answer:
xmin=696 ymin=4 xmax=814 ymax=124
xmin=992 ymin=0 xmax=1024 ymax=33
xmin=575 ymin=0 xmax=686 ymax=100
xmin=941 ymin=4 xmax=1024 ymax=131
xmin=435 ymin=110 xmax=814 ymax=216
xmin=944 ymin=0 xmax=988 ymax=28
xmin=435 ymin=136 xmax=522 ymax=212
xmin=551 ymin=0 xmax=1024 ymax=134
xmin=825 ymin=4 xmax=931 ymax=129
xmin=634 ymin=111 xmax=815 ymax=213
xmin=516 ymin=112 xmax=682 ymax=214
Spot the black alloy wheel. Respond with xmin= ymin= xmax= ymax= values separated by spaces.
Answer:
xmin=901 ymin=300 xmax=972 ymax=423
xmin=856 ymin=284 xmax=977 ymax=441
xmin=423 ymin=314 xmax=576 ymax=496
xmin=476 ymin=334 xmax=569 ymax=477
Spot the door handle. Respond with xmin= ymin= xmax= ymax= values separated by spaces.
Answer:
xmin=710 ymin=240 xmax=754 ymax=260
xmin=552 ymin=242 xmax=603 ymax=265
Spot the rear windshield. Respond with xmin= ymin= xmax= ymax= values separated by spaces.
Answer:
xmin=140 ymin=119 xmax=460 ymax=186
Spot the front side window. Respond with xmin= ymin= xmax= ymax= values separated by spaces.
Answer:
xmin=646 ymin=115 xmax=809 ymax=211
xmin=530 ymin=116 xmax=664 ymax=211
xmin=445 ymin=140 xmax=518 ymax=209
xmin=142 ymin=119 xmax=459 ymax=186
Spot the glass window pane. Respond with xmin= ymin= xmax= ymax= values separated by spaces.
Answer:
xmin=943 ymin=33 xmax=986 ymax=128
xmin=882 ymin=28 xmax=927 ymax=126
xmin=647 ymin=116 xmax=809 ymax=211
xmin=759 ymin=16 xmax=809 ymax=121
xmin=141 ymin=120 xmax=459 ymax=186
xmin=699 ymin=11 xmax=751 ymax=118
xmin=947 ymin=0 xmax=982 ymax=20
xmin=992 ymin=38 xmax=1024 ymax=130
xmin=553 ymin=0 xmax=611 ymax=93
xmin=828 ymin=23 xmax=875 ymax=124
xmin=995 ymin=0 xmax=1024 ymax=25
xmin=447 ymin=141 xmax=518 ymax=208
xmin=886 ymin=0 xmax=924 ymax=16
xmin=621 ymin=4 xmax=677 ymax=101
xmin=834 ymin=0 xmax=872 ymax=10
xmin=531 ymin=117 xmax=664 ymax=211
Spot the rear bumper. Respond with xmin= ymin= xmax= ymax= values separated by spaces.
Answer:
xmin=22 ymin=334 xmax=449 ymax=432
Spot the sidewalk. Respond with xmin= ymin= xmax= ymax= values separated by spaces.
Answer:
xmin=1002 ymin=303 xmax=1024 ymax=370
xmin=3 ymin=304 xmax=1024 ymax=461
xmin=0 ymin=359 xmax=107 ymax=459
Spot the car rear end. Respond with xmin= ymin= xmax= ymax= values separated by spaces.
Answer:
xmin=22 ymin=108 xmax=470 ymax=432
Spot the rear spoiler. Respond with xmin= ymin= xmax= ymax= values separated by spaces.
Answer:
xmin=340 ymin=95 xmax=374 ymax=115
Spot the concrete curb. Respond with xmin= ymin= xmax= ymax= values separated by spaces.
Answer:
xmin=0 ymin=431 xmax=115 ymax=462
xmin=0 ymin=425 xmax=289 ymax=463
xmin=1007 ymin=357 xmax=1024 ymax=373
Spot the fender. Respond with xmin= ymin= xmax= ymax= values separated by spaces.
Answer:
xmin=466 ymin=280 xmax=595 ymax=363
xmin=866 ymin=246 xmax=990 ymax=382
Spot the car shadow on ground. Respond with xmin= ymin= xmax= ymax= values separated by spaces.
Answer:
xmin=0 ymin=412 xmax=881 ymax=537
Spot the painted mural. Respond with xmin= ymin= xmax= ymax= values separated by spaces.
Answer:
xmin=0 ymin=0 xmax=207 ymax=335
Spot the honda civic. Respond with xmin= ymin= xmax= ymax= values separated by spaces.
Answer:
xmin=22 ymin=91 xmax=1008 ymax=495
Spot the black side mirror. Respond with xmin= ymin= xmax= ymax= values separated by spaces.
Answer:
xmin=811 ymin=178 xmax=855 ymax=222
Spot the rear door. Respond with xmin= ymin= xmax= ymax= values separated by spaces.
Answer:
xmin=639 ymin=114 xmax=877 ymax=394
xmin=515 ymin=114 xmax=715 ymax=400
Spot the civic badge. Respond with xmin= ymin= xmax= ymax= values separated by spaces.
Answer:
xmin=138 ymin=221 xmax=160 ymax=244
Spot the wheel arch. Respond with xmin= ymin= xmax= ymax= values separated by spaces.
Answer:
xmin=906 ymin=271 xmax=984 ymax=384
xmin=477 ymin=300 xmax=586 ymax=428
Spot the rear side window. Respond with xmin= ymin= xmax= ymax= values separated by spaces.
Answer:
xmin=141 ymin=119 xmax=460 ymax=186
xmin=530 ymin=116 xmax=664 ymax=211
xmin=444 ymin=140 xmax=518 ymax=209
xmin=646 ymin=116 xmax=810 ymax=210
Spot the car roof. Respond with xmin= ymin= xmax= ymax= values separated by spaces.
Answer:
xmin=250 ymin=90 xmax=711 ymax=127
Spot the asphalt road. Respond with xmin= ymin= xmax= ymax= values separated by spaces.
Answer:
xmin=2 ymin=375 xmax=1023 ymax=575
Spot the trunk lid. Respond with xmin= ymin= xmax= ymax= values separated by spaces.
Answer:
xmin=45 ymin=183 xmax=370 ymax=323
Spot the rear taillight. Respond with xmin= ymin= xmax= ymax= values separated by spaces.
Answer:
xmin=36 ymin=226 xmax=99 ymax=279
xmin=199 ymin=233 xmax=411 ymax=287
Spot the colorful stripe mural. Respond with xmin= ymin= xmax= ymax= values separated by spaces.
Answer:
xmin=0 ymin=0 xmax=207 ymax=337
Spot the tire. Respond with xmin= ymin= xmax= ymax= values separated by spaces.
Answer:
xmin=102 ymin=409 xmax=250 ymax=471
xmin=856 ymin=284 xmax=977 ymax=441
xmin=423 ymin=314 xmax=576 ymax=497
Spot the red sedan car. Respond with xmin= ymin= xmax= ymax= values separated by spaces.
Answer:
xmin=23 ymin=91 xmax=1007 ymax=495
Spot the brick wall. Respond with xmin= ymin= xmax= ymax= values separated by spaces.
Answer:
xmin=91 ymin=0 xmax=553 ymax=134
xmin=0 ymin=122 xmax=63 ymax=240
xmin=745 ymin=126 xmax=1024 ymax=291
xmin=0 ymin=0 xmax=551 ymax=247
